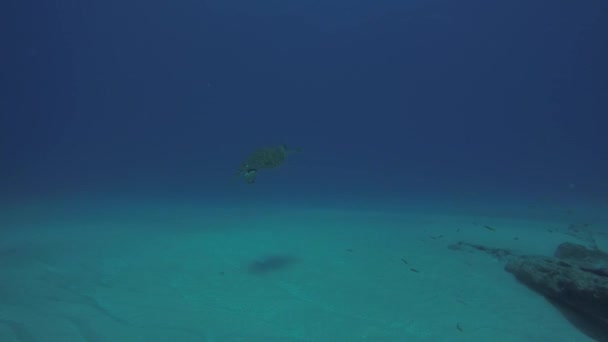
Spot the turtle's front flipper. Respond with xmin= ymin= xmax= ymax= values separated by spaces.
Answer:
xmin=243 ymin=169 xmax=258 ymax=184
xmin=230 ymin=169 xmax=257 ymax=185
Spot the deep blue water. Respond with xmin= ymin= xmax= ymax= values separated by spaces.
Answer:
xmin=2 ymin=0 xmax=607 ymax=204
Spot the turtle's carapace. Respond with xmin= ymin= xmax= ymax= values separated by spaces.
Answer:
xmin=236 ymin=145 xmax=301 ymax=184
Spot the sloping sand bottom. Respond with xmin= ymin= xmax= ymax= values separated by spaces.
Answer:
xmin=0 ymin=199 xmax=606 ymax=341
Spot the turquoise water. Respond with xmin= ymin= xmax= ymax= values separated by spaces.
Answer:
xmin=1 ymin=196 xmax=606 ymax=340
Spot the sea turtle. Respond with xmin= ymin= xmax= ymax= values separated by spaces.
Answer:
xmin=236 ymin=144 xmax=301 ymax=184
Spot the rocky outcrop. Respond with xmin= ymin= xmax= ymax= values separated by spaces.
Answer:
xmin=554 ymin=242 xmax=608 ymax=276
xmin=448 ymin=241 xmax=515 ymax=261
xmin=505 ymin=243 xmax=608 ymax=335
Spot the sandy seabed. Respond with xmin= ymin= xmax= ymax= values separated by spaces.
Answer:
xmin=0 ymin=198 xmax=606 ymax=342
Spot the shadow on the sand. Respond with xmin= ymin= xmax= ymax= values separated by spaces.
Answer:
xmin=248 ymin=255 xmax=299 ymax=275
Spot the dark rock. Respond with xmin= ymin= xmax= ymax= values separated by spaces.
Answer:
xmin=505 ymin=243 xmax=608 ymax=335
xmin=554 ymin=242 xmax=608 ymax=277
xmin=565 ymin=224 xmax=598 ymax=249
xmin=448 ymin=241 xmax=515 ymax=261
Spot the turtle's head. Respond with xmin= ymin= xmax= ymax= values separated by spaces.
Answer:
xmin=282 ymin=145 xmax=302 ymax=155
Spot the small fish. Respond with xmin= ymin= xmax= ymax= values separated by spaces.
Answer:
xmin=401 ymin=258 xmax=408 ymax=265
xmin=484 ymin=225 xmax=496 ymax=231
xmin=457 ymin=323 xmax=463 ymax=332
xmin=410 ymin=268 xmax=419 ymax=273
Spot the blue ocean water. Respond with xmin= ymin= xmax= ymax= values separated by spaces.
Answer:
xmin=2 ymin=0 xmax=606 ymax=204
xmin=1 ymin=0 xmax=608 ymax=341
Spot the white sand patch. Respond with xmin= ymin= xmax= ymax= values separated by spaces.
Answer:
xmin=0 ymin=199 xmax=605 ymax=341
